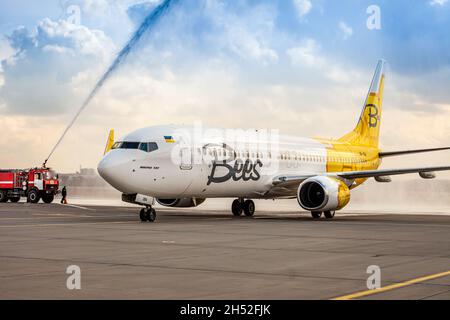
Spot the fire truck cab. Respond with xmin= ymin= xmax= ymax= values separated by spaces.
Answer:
xmin=0 ymin=168 xmax=59 ymax=203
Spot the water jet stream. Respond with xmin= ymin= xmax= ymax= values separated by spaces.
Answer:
xmin=43 ymin=0 xmax=177 ymax=167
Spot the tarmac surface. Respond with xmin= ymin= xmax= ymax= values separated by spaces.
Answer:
xmin=1 ymin=202 xmax=450 ymax=300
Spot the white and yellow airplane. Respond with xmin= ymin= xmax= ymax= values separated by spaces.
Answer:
xmin=98 ymin=60 xmax=450 ymax=222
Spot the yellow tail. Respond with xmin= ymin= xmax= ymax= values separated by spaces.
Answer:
xmin=104 ymin=129 xmax=115 ymax=155
xmin=339 ymin=60 xmax=386 ymax=148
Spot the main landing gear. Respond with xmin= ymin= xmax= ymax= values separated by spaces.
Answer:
xmin=232 ymin=198 xmax=255 ymax=217
xmin=311 ymin=211 xmax=336 ymax=219
xmin=140 ymin=206 xmax=157 ymax=223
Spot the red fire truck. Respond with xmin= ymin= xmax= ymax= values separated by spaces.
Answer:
xmin=0 ymin=168 xmax=59 ymax=203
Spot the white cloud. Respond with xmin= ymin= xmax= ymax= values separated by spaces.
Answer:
xmin=226 ymin=24 xmax=279 ymax=64
xmin=36 ymin=18 xmax=113 ymax=56
xmin=293 ymin=0 xmax=312 ymax=18
xmin=338 ymin=21 xmax=353 ymax=40
xmin=203 ymin=1 xmax=279 ymax=64
xmin=287 ymin=38 xmax=361 ymax=83
xmin=287 ymin=38 xmax=325 ymax=68
xmin=0 ymin=38 xmax=15 ymax=62
xmin=0 ymin=18 xmax=115 ymax=115
xmin=430 ymin=0 xmax=448 ymax=6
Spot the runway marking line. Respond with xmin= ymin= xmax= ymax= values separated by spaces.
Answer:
xmin=56 ymin=203 xmax=96 ymax=211
xmin=332 ymin=270 xmax=450 ymax=300
xmin=0 ymin=221 xmax=133 ymax=228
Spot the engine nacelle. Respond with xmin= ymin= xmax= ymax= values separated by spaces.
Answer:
xmin=156 ymin=198 xmax=206 ymax=208
xmin=297 ymin=176 xmax=351 ymax=212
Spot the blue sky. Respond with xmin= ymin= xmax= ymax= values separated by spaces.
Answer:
xmin=0 ymin=0 xmax=449 ymax=170
xmin=1 ymin=0 xmax=449 ymax=72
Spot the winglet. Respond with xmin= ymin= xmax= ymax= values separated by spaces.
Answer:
xmin=104 ymin=129 xmax=115 ymax=155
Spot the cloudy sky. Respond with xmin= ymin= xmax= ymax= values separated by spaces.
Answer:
xmin=1 ymin=0 xmax=450 ymax=173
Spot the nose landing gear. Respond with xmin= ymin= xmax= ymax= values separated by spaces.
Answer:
xmin=232 ymin=199 xmax=255 ymax=217
xmin=140 ymin=206 xmax=157 ymax=222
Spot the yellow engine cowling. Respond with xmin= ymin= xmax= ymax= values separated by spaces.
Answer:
xmin=297 ymin=176 xmax=351 ymax=212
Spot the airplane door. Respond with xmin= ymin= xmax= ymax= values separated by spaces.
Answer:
xmin=180 ymin=147 xmax=193 ymax=170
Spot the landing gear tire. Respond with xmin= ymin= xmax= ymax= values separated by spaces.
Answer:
xmin=311 ymin=211 xmax=322 ymax=219
xmin=324 ymin=211 xmax=336 ymax=219
xmin=0 ymin=190 xmax=7 ymax=203
xmin=27 ymin=190 xmax=40 ymax=204
xmin=243 ymin=200 xmax=255 ymax=217
xmin=9 ymin=197 xmax=20 ymax=203
xmin=146 ymin=208 xmax=156 ymax=222
xmin=42 ymin=194 xmax=54 ymax=204
xmin=140 ymin=208 xmax=147 ymax=222
xmin=232 ymin=199 xmax=243 ymax=217
xmin=140 ymin=207 xmax=156 ymax=222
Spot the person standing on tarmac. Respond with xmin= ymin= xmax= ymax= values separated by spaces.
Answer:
xmin=61 ymin=186 xmax=67 ymax=204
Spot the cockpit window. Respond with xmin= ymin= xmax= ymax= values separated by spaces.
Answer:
xmin=111 ymin=142 xmax=139 ymax=150
xmin=112 ymin=141 xmax=159 ymax=153
xmin=111 ymin=142 xmax=122 ymax=149
xmin=121 ymin=142 xmax=140 ymax=149
xmin=139 ymin=142 xmax=159 ymax=153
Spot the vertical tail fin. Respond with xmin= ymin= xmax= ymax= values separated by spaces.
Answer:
xmin=339 ymin=60 xmax=386 ymax=147
xmin=104 ymin=129 xmax=115 ymax=155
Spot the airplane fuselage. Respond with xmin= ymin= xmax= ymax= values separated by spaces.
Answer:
xmin=98 ymin=125 xmax=381 ymax=200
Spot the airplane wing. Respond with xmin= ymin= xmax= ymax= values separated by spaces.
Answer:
xmin=379 ymin=147 xmax=450 ymax=158
xmin=334 ymin=166 xmax=450 ymax=180
xmin=273 ymin=166 xmax=450 ymax=186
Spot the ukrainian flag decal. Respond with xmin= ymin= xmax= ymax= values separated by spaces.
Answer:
xmin=164 ymin=136 xmax=175 ymax=143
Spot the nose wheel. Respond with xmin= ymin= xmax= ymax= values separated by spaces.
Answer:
xmin=140 ymin=207 xmax=156 ymax=222
xmin=232 ymin=199 xmax=255 ymax=217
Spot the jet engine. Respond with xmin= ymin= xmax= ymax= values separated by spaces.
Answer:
xmin=157 ymin=198 xmax=206 ymax=208
xmin=297 ymin=176 xmax=351 ymax=212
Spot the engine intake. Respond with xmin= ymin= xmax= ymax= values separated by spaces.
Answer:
xmin=297 ymin=176 xmax=350 ymax=212
xmin=157 ymin=198 xmax=206 ymax=208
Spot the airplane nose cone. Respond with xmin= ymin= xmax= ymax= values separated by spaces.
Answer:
xmin=97 ymin=158 xmax=109 ymax=180
xmin=97 ymin=155 xmax=115 ymax=184
xmin=97 ymin=151 xmax=135 ymax=193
